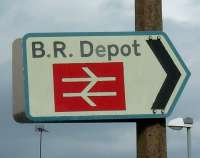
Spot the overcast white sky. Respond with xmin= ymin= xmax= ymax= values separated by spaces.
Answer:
xmin=0 ymin=0 xmax=200 ymax=158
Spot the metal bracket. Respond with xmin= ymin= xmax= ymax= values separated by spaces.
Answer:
xmin=157 ymin=36 xmax=161 ymax=40
xmin=148 ymin=35 xmax=153 ymax=40
xmin=152 ymin=109 xmax=165 ymax=114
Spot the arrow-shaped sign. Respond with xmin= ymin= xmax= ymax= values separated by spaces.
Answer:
xmin=15 ymin=31 xmax=190 ymax=123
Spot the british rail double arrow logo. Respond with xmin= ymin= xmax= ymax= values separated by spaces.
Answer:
xmin=62 ymin=67 xmax=117 ymax=107
xmin=53 ymin=62 xmax=126 ymax=112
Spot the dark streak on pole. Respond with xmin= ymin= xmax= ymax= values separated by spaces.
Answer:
xmin=135 ymin=0 xmax=167 ymax=158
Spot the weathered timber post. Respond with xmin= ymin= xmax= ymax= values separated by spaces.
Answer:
xmin=135 ymin=0 xmax=167 ymax=158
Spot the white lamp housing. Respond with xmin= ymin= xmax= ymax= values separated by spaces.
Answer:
xmin=168 ymin=118 xmax=185 ymax=130
xmin=168 ymin=117 xmax=193 ymax=130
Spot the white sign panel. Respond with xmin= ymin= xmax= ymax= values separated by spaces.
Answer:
xmin=18 ymin=32 xmax=190 ymax=122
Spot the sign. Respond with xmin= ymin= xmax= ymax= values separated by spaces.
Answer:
xmin=53 ymin=62 xmax=126 ymax=112
xmin=17 ymin=32 xmax=190 ymax=122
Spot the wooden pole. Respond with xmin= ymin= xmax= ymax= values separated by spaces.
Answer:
xmin=135 ymin=0 xmax=163 ymax=31
xmin=135 ymin=0 xmax=167 ymax=158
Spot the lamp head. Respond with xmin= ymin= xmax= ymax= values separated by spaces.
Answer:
xmin=35 ymin=125 xmax=45 ymax=132
xmin=168 ymin=118 xmax=184 ymax=130
xmin=168 ymin=117 xmax=194 ymax=130
xmin=183 ymin=117 xmax=193 ymax=128
xmin=35 ymin=125 xmax=48 ymax=132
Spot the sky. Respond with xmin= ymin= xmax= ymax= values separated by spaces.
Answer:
xmin=0 ymin=0 xmax=200 ymax=158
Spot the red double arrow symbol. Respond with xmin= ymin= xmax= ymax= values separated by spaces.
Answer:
xmin=53 ymin=62 xmax=126 ymax=112
xmin=62 ymin=67 xmax=117 ymax=107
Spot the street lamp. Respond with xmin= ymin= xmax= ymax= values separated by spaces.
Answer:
xmin=168 ymin=117 xmax=193 ymax=158
xmin=35 ymin=125 xmax=49 ymax=158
